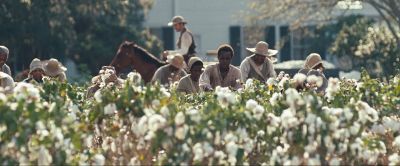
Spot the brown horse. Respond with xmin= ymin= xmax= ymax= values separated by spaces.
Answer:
xmin=110 ymin=41 xmax=166 ymax=83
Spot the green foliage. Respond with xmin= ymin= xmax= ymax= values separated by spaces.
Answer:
xmin=0 ymin=72 xmax=399 ymax=165
xmin=330 ymin=17 xmax=400 ymax=78
xmin=0 ymin=0 xmax=163 ymax=74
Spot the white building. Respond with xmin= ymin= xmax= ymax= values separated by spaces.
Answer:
xmin=144 ymin=0 xmax=379 ymax=66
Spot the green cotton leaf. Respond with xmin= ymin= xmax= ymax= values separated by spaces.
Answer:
xmin=236 ymin=148 xmax=245 ymax=164
xmin=71 ymin=133 xmax=82 ymax=150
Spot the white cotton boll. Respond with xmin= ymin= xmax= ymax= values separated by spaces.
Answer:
xmin=245 ymin=99 xmax=258 ymax=110
xmin=224 ymin=133 xmax=238 ymax=143
xmin=135 ymin=116 xmax=148 ymax=136
xmin=160 ymin=106 xmax=170 ymax=118
xmin=257 ymin=130 xmax=265 ymax=137
xmin=329 ymin=157 xmax=341 ymax=165
xmin=104 ymin=103 xmax=117 ymax=115
xmin=203 ymin=142 xmax=214 ymax=156
xmin=293 ymin=73 xmax=307 ymax=85
xmin=285 ymin=88 xmax=303 ymax=109
xmin=187 ymin=109 xmax=201 ymax=123
xmin=269 ymin=92 xmax=281 ymax=106
xmin=389 ymin=153 xmax=400 ymax=166
xmin=382 ymin=116 xmax=400 ymax=132
xmin=94 ymin=91 xmax=102 ymax=102
xmin=280 ymin=109 xmax=298 ymax=129
xmin=148 ymin=114 xmax=167 ymax=132
xmin=152 ymin=99 xmax=160 ymax=107
xmin=306 ymin=75 xmax=322 ymax=86
xmin=305 ymin=113 xmax=317 ymax=125
xmin=38 ymin=146 xmax=52 ymax=165
xmin=266 ymin=78 xmax=276 ymax=86
xmin=245 ymin=79 xmax=254 ymax=89
xmin=393 ymin=136 xmax=400 ymax=149
xmin=193 ymin=143 xmax=204 ymax=161
xmin=174 ymin=112 xmax=185 ymax=126
xmin=0 ymin=93 xmax=7 ymax=102
xmin=93 ymin=154 xmax=105 ymax=166
xmin=350 ymin=122 xmax=361 ymax=135
xmin=226 ymin=141 xmax=238 ymax=165
xmin=129 ymin=157 xmax=140 ymax=165
xmin=371 ymin=124 xmax=386 ymax=135
xmin=175 ymin=125 xmax=188 ymax=140
xmin=307 ymin=156 xmax=321 ymax=165
xmin=252 ymin=105 xmax=265 ymax=120
xmin=344 ymin=108 xmax=353 ymax=121
xmin=325 ymin=78 xmax=341 ymax=100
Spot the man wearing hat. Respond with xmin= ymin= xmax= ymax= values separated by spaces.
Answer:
xmin=44 ymin=58 xmax=67 ymax=82
xmin=163 ymin=16 xmax=196 ymax=65
xmin=23 ymin=58 xmax=45 ymax=84
xmin=199 ymin=44 xmax=242 ymax=91
xmin=240 ymin=41 xmax=277 ymax=83
xmin=151 ymin=53 xmax=187 ymax=87
xmin=177 ymin=57 xmax=204 ymax=94
xmin=0 ymin=45 xmax=12 ymax=77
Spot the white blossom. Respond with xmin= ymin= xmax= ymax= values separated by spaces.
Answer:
xmin=393 ymin=136 xmax=400 ymax=149
xmin=252 ymin=105 xmax=265 ymax=120
xmin=104 ymin=103 xmax=117 ymax=115
xmin=175 ymin=125 xmax=188 ymax=140
xmin=193 ymin=143 xmax=204 ymax=161
xmin=174 ymin=112 xmax=185 ymax=126
xmin=93 ymin=154 xmax=105 ymax=166
xmin=389 ymin=153 xmax=400 ymax=166
xmin=325 ymin=78 xmax=340 ymax=100
xmin=245 ymin=99 xmax=258 ymax=110
xmin=38 ymin=146 xmax=52 ymax=165
xmin=148 ymin=114 xmax=167 ymax=132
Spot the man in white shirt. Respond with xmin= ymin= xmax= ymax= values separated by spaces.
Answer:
xmin=199 ymin=44 xmax=242 ymax=91
xmin=163 ymin=16 xmax=196 ymax=65
xmin=0 ymin=46 xmax=12 ymax=77
xmin=240 ymin=41 xmax=277 ymax=83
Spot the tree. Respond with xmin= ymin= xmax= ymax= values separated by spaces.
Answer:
xmin=248 ymin=0 xmax=400 ymax=46
xmin=330 ymin=18 xmax=400 ymax=78
xmin=0 ymin=0 xmax=162 ymax=75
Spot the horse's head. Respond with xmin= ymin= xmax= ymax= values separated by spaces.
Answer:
xmin=110 ymin=41 xmax=135 ymax=74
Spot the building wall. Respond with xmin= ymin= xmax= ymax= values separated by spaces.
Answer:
xmin=144 ymin=0 xmax=380 ymax=62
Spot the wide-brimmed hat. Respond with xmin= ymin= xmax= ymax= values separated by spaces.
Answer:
xmin=304 ymin=53 xmax=323 ymax=69
xmin=188 ymin=57 xmax=203 ymax=70
xmin=167 ymin=54 xmax=186 ymax=69
xmin=168 ymin=16 xmax=187 ymax=26
xmin=29 ymin=58 xmax=44 ymax=73
xmin=44 ymin=58 xmax=67 ymax=77
xmin=246 ymin=41 xmax=278 ymax=57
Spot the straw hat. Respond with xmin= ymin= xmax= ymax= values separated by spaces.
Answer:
xmin=44 ymin=58 xmax=67 ymax=76
xmin=246 ymin=41 xmax=278 ymax=57
xmin=29 ymin=58 xmax=44 ymax=73
xmin=167 ymin=16 xmax=187 ymax=26
xmin=304 ymin=53 xmax=323 ymax=69
xmin=167 ymin=54 xmax=186 ymax=69
xmin=188 ymin=57 xmax=203 ymax=70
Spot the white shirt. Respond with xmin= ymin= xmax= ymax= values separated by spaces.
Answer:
xmin=240 ymin=55 xmax=276 ymax=82
xmin=167 ymin=30 xmax=192 ymax=56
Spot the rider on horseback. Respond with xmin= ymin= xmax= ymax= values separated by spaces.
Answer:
xmin=162 ymin=16 xmax=196 ymax=68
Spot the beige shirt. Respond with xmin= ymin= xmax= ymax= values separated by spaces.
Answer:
xmin=176 ymin=75 xmax=199 ymax=94
xmin=151 ymin=64 xmax=187 ymax=86
xmin=1 ymin=64 xmax=11 ymax=77
xmin=167 ymin=30 xmax=193 ymax=56
xmin=240 ymin=55 xmax=276 ymax=82
xmin=199 ymin=63 xmax=242 ymax=90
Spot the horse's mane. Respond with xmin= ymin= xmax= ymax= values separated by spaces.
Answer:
xmin=118 ymin=41 xmax=165 ymax=67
